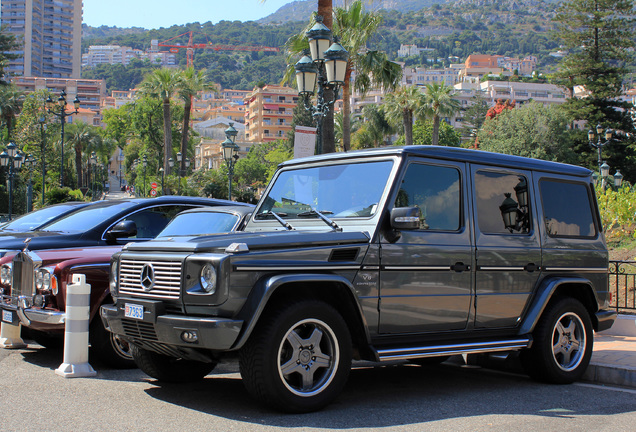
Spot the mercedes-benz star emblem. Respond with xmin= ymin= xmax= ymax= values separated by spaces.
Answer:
xmin=140 ymin=263 xmax=155 ymax=291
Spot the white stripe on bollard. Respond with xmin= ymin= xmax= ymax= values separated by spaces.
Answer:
xmin=55 ymin=273 xmax=96 ymax=378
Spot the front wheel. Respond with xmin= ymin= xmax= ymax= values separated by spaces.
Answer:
xmin=521 ymin=298 xmax=593 ymax=384
xmin=239 ymin=299 xmax=352 ymax=413
xmin=90 ymin=318 xmax=135 ymax=369
xmin=130 ymin=344 xmax=217 ymax=383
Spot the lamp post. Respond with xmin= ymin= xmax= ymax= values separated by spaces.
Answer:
xmin=168 ymin=157 xmax=174 ymax=196
xmin=38 ymin=116 xmax=47 ymax=205
xmin=222 ymin=122 xmax=240 ymax=201
xmin=90 ymin=151 xmax=96 ymax=200
xmin=142 ymin=155 xmax=148 ymax=198
xmin=176 ymin=151 xmax=183 ymax=195
xmin=588 ymin=124 xmax=612 ymax=170
xmin=294 ymin=15 xmax=348 ymax=155
xmin=46 ymin=90 xmax=80 ymax=188
xmin=595 ymin=161 xmax=624 ymax=191
xmin=24 ymin=154 xmax=36 ymax=212
xmin=0 ymin=142 xmax=24 ymax=220
xmin=159 ymin=167 xmax=164 ymax=196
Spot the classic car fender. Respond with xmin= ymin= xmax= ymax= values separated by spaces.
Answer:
xmin=232 ymin=273 xmax=371 ymax=350
xmin=518 ymin=276 xmax=607 ymax=335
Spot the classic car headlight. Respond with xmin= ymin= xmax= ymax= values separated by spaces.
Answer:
xmin=109 ymin=260 xmax=119 ymax=301
xmin=0 ymin=264 xmax=11 ymax=285
xmin=34 ymin=268 xmax=57 ymax=294
xmin=200 ymin=262 xmax=217 ymax=294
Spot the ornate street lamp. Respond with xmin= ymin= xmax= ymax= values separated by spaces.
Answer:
xmin=38 ymin=116 xmax=47 ymax=205
xmin=159 ymin=167 xmax=165 ymax=196
xmin=0 ymin=142 xmax=24 ymax=220
xmin=90 ymin=151 xmax=97 ymax=200
xmin=46 ymin=91 xmax=80 ymax=188
xmin=222 ymin=122 xmax=240 ymax=201
xmin=24 ymin=154 xmax=36 ymax=212
xmin=588 ymin=124 xmax=612 ymax=170
xmin=168 ymin=157 xmax=174 ymax=196
xmin=177 ymin=151 xmax=183 ymax=195
xmin=142 ymin=155 xmax=148 ymax=198
xmin=294 ymin=15 xmax=348 ymax=155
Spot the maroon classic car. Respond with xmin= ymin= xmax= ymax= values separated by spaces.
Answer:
xmin=0 ymin=205 xmax=253 ymax=368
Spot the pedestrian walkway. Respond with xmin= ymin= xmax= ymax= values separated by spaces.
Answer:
xmin=585 ymin=333 xmax=636 ymax=388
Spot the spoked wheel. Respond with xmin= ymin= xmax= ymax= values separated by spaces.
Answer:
xmin=521 ymin=298 xmax=593 ymax=384
xmin=90 ymin=318 xmax=135 ymax=369
xmin=239 ymin=299 xmax=352 ymax=413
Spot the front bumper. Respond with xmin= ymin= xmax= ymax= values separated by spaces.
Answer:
xmin=595 ymin=309 xmax=617 ymax=332
xmin=0 ymin=296 xmax=65 ymax=328
xmin=100 ymin=299 xmax=244 ymax=352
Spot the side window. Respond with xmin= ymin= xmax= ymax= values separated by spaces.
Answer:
xmin=540 ymin=180 xmax=596 ymax=237
xmin=475 ymin=170 xmax=531 ymax=235
xmin=395 ymin=163 xmax=461 ymax=231
xmin=123 ymin=205 xmax=191 ymax=239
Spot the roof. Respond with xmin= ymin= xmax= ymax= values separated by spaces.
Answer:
xmin=279 ymin=146 xmax=592 ymax=177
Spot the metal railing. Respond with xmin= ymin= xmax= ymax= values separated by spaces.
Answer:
xmin=609 ymin=260 xmax=636 ymax=313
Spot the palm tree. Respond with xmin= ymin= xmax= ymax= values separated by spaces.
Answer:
xmin=422 ymin=82 xmax=462 ymax=146
xmin=66 ymin=121 xmax=101 ymax=189
xmin=176 ymin=67 xmax=216 ymax=173
xmin=0 ymin=85 xmax=24 ymax=140
xmin=334 ymin=1 xmax=401 ymax=151
xmin=382 ymin=86 xmax=424 ymax=146
xmin=139 ymin=68 xmax=182 ymax=174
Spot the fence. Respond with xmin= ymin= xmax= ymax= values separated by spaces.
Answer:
xmin=609 ymin=260 xmax=636 ymax=313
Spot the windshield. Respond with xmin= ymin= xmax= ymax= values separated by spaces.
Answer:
xmin=256 ymin=160 xmax=393 ymax=219
xmin=157 ymin=212 xmax=240 ymax=237
xmin=40 ymin=201 xmax=136 ymax=233
xmin=0 ymin=204 xmax=84 ymax=232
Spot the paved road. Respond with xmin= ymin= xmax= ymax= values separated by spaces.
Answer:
xmin=1 ymin=344 xmax=635 ymax=432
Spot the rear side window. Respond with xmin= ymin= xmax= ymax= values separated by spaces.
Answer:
xmin=475 ymin=170 xmax=531 ymax=235
xmin=540 ymin=180 xmax=596 ymax=238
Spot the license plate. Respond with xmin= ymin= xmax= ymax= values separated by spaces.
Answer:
xmin=124 ymin=303 xmax=144 ymax=320
xmin=2 ymin=310 xmax=12 ymax=323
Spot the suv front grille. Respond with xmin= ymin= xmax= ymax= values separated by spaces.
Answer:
xmin=121 ymin=318 xmax=158 ymax=341
xmin=119 ymin=258 xmax=182 ymax=300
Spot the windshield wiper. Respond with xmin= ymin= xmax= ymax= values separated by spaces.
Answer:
xmin=299 ymin=208 xmax=341 ymax=232
xmin=258 ymin=211 xmax=294 ymax=230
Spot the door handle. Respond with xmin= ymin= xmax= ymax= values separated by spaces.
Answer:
xmin=524 ymin=263 xmax=540 ymax=272
xmin=451 ymin=262 xmax=470 ymax=272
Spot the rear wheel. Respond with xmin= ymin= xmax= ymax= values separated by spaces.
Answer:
xmin=239 ymin=299 xmax=352 ymax=413
xmin=521 ymin=298 xmax=593 ymax=384
xmin=130 ymin=344 xmax=217 ymax=382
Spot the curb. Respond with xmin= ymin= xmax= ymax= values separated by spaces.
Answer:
xmin=583 ymin=362 xmax=636 ymax=388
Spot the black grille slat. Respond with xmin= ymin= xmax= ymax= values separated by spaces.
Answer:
xmin=121 ymin=319 xmax=158 ymax=341
xmin=329 ymin=248 xmax=360 ymax=262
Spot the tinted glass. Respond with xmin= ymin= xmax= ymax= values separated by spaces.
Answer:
xmin=395 ymin=163 xmax=461 ymax=230
xmin=257 ymin=160 xmax=393 ymax=219
xmin=475 ymin=171 xmax=531 ymax=235
xmin=0 ymin=204 xmax=84 ymax=232
xmin=121 ymin=206 xmax=191 ymax=239
xmin=157 ymin=212 xmax=240 ymax=237
xmin=540 ymin=180 xmax=596 ymax=237
xmin=40 ymin=201 xmax=137 ymax=233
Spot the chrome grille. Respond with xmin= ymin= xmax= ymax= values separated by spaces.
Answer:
xmin=119 ymin=258 xmax=182 ymax=299
xmin=11 ymin=252 xmax=36 ymax=304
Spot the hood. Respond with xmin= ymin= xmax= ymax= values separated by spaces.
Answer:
xmin=0 ymin=230 xmax=84 ymax=254
xmin=123 ymin=230 xmax=371 ymax=254
xmin=30 ymin=246 xmax=123 ymax=267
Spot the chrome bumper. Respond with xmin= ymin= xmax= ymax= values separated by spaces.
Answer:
xmin=0 ymin=295 xmax=65 ymax=327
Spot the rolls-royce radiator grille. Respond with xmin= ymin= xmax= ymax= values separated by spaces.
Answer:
xmin=119 ymin=259 xmax=182 ymax=300
xmin=10 ymin=252 xmax=35 ymax=305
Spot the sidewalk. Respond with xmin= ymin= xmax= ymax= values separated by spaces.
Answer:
xmin=585 ymin=332 xmax=636 ymax=388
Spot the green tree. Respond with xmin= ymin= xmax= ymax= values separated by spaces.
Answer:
xmin=476 ymin=102 xmax=578 ymax=163
xmin=394 ymin=120 xmax=461 ymax=147
xmin=351 ymin=104 xmax=393 ymax=149
xmin=176 ymin=67 xmax=216 ymax=172
xmin=382 ymin=85 xmax=424 ymax=146
xmin=66 ymin=121 xmax=102 ymax=189
xmin=139 ymin=68 xmax=182 ymax=174
xmin=0 ymin=85 xmax=24 ymax=140
xmin=461 ymin=92 xmax=489 ymax=136
xmin=0 ymin=27 xmax=19 ymax=86
xmin=421 ymin=82 xmax=461 ymax=146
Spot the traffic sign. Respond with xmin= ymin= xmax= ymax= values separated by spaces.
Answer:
xmin=150 ymin=182 xmax=158 ymax=189
xmin=150 ymin=189 xmax=157 ymax=197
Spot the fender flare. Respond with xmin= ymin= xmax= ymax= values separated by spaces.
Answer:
xmin=232 ymin=273 xmax=371 ymax=350
xmin=518 ymin=276 xmax=598 ymax=335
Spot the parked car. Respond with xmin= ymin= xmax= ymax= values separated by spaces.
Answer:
xmin=102 ymin=145 xmax=614 ymax=412
xmin=0 ymin=201 xmax=94 ymax=233
xmin=0 ymin=196 xmax=249 ymax=258
xmin=0 ymin=205 xmax=253 ymax=368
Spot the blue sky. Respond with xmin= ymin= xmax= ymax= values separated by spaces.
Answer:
xmin=83 ymin=0 xmax=292 ymax=29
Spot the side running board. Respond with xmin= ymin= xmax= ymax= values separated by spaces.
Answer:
xmin=376 ymin=338 xmax=532 ymax=362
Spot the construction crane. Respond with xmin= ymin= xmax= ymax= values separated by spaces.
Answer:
xmin=158 ymin=31 xmax=280 ymax=68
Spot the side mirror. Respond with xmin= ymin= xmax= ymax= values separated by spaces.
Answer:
xmin=390 ymin=207 xmax=421 ymax=230
xmin=105 ymin=220 xmax=137 ymax=240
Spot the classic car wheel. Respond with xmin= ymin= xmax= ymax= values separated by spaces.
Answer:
xmin=239 ymin=299 xmax=352 ymax=413
xmin=89 ymin=317 xmax=136 ymax=369
xmin=521 ymin=298 xmax=593 ymax=384
xmin=130 ymin=344 xmax=217 ymax=382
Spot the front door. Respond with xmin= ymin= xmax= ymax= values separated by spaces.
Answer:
xmin=379 ymin=159 xmax=473 ymax=333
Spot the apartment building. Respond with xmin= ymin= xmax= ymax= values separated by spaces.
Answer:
xmin=1 ymin=0 xmax=82 ymax=78
xmin=193 ymin=118 xmax=250 ymax=171
xmin=244 ymin=85 xmax=298 ymax=142
xmin=403 ymin=66 xmax=460 ymax=87
xmin=82 ymin=45 xmax=144 ymax=68
xmin=11 ymin=76 xmax=107 ymax=125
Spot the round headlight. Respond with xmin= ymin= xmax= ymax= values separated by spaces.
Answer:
xmin=200 ymin=263 xmax=217 ymax=294
xmin=0 ymin=264 xmax=11 ymax=285
xmin=35 ymin=270 xmax=44 ymax=289
xmin=35 ymin=269 xmax=51 ymax=291
xmin=109 ymin=261 xmax=119 ymax=301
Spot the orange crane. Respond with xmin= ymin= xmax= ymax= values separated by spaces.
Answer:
xmin=158 ymin=31 xmax=280 ymax=67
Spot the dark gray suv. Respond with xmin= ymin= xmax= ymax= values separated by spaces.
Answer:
xmin=101 ymin=146 xmax=614 ymax=412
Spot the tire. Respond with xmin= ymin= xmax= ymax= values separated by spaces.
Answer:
xmin=130 ymin=344 xmax=217 ymax=383
xmin=89 ymin=318 xmax=136 ymax=369
xmin=239 ymin=299 xmax=352 ymax=413
xmin=521 ymin=298 xmax=593 ymax=384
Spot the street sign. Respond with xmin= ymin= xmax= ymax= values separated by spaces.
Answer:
xmin=150 ymin=182 xmax=158 ymax=189
xmin=150 ymin=189 xmax=157 ymax=197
